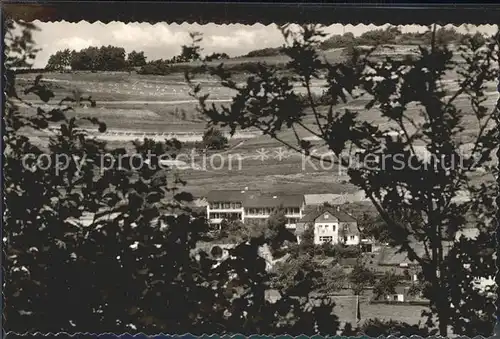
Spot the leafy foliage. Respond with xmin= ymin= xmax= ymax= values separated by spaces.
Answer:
xmin=357 ymin=212 xmax=391 ymax=243
xmin=45 ymin=45 xmax=138 ymax=71
xmin=4 ymin=21 xmax=346 ymax=335
xmin=321 ymin=26 xmax=479 ymax=50
xmin=175 ymin=32 xmax=204 ymax=63
xmin=359 ymin=318 xmax=431 ymax=336
xmin=5 ymin=19 xmax=498 ymax=337
xmin=127 ymin=50 xmax=147 ymax=67
xmin=202 ymin=127 xmax=229 ymax=150
xmin=46 ymin=49 xmax=74 ymax=71
xmin=349 ymin=260 xmax=376 ymax=295
xmin=244 ymin=47 xmax=284 ymax=58
xmin=72 ymin=45 xmax=127 ymax=71
xmin=373 ymin=272 xmax=401 ymax=299
xmin=205 ymin=52 xmax=230 ymax=62
xmin=186 ymin=23 xmax=499 ymax=336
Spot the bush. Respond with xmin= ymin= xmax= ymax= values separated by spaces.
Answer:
xmin=244 ymin=47 xmax=282 ymax=58
xmin=138 ymin=59 xmax=173 ymax=75
xmin=202 ymin=127 xmax=228 ymax=150
xmin=335 ymin=244 xmax=362 ymax=258
xmin=319 ymin=33 xmax=356 ymax=50
xmin=205 ymin=52 xmax=230 ymax=62
xmin=319 ymin=242 xmax=336 ymax=257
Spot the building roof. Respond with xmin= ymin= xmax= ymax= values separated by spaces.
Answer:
xmin=300 ymin=206 xmax=357 ymax=223
xmin=243 ymin=194 xmax=304 ymax=208
xmin=377 ymin=245 xmax=417 ymax=266
xmin=377 ymin=241 xmax=451 ymax=266
xmin=206 ymin=189 xmax=260 ymax=203
xmin=372 ymin=286 xmax=409 ymax=300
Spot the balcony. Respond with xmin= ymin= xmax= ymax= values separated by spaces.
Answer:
xmin=209 ymin=203 xmax=243 ymax=211
xmin=208 ymin=212 xmax=242 ymax=222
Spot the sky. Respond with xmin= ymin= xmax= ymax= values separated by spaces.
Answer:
xmin=31 ymin=21 xmax=498 ymax=68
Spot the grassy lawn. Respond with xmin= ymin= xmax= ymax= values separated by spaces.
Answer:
xmin=331 ymin=294 xmax=429 ymax=328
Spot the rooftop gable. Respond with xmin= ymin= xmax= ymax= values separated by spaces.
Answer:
xmin=300 ymin=206 xmax=357 ymax=223
xmin=244 ymin=194 xmax=304 ymax=208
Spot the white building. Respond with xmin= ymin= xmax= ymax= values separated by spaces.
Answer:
xmin=243 ymin=194 xmax=305 ymax=229
xmin=296 ymin=206 xmax=360 ymax=245
xmin=205 ymin=189 xmax=305 ymax=229
xmin=206 ymin=189 xmax=259 ymax=225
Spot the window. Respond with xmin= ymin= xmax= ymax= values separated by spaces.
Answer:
xmin=324 ymin=214 xmax=329 ymax=219
xmin=259 ymin=208 xmax=265 ymax=215
xmin=349 ymin=235 xmax=356 ymax=240
xmin=393 ymin=295 xmax=398 ymax=301
xmin=319 ymin=236 xmax=333 ymax=243
xmin=332 ymin=225 xmax=336 ymax=231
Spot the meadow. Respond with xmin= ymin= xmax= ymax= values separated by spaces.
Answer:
xmin=15 ymin=46 xmax=497 ymax=202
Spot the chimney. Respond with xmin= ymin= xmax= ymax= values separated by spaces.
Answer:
xmin=336 ymin=206 xmax=340 ymax=212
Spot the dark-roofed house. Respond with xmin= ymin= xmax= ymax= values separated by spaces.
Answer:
xmin=296 ymin=206 xmax=360 ymax=245
xmin=206 ymin=188 xmax=260 ymax=225
xmin=205 ymin=189 xmax=305 ymax=229
xmin=243 ymin=193 xmax=305 ymax=229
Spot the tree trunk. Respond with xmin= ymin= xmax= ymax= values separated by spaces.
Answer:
xmin=438 ymin=312 xmax=448 ymax=336
xmin=436 ymin=291 xmax=450 ymax=336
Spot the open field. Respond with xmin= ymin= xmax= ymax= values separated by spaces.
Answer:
xmin=263 ymin=290 xmax=430 ymax=332
xmin=15 ymin=52 xmax=498 ymax=201
xmin=151 ymin=44 xmax=469 ymax=71
xmin=331 ymin=295 xmax=428 ymax=330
